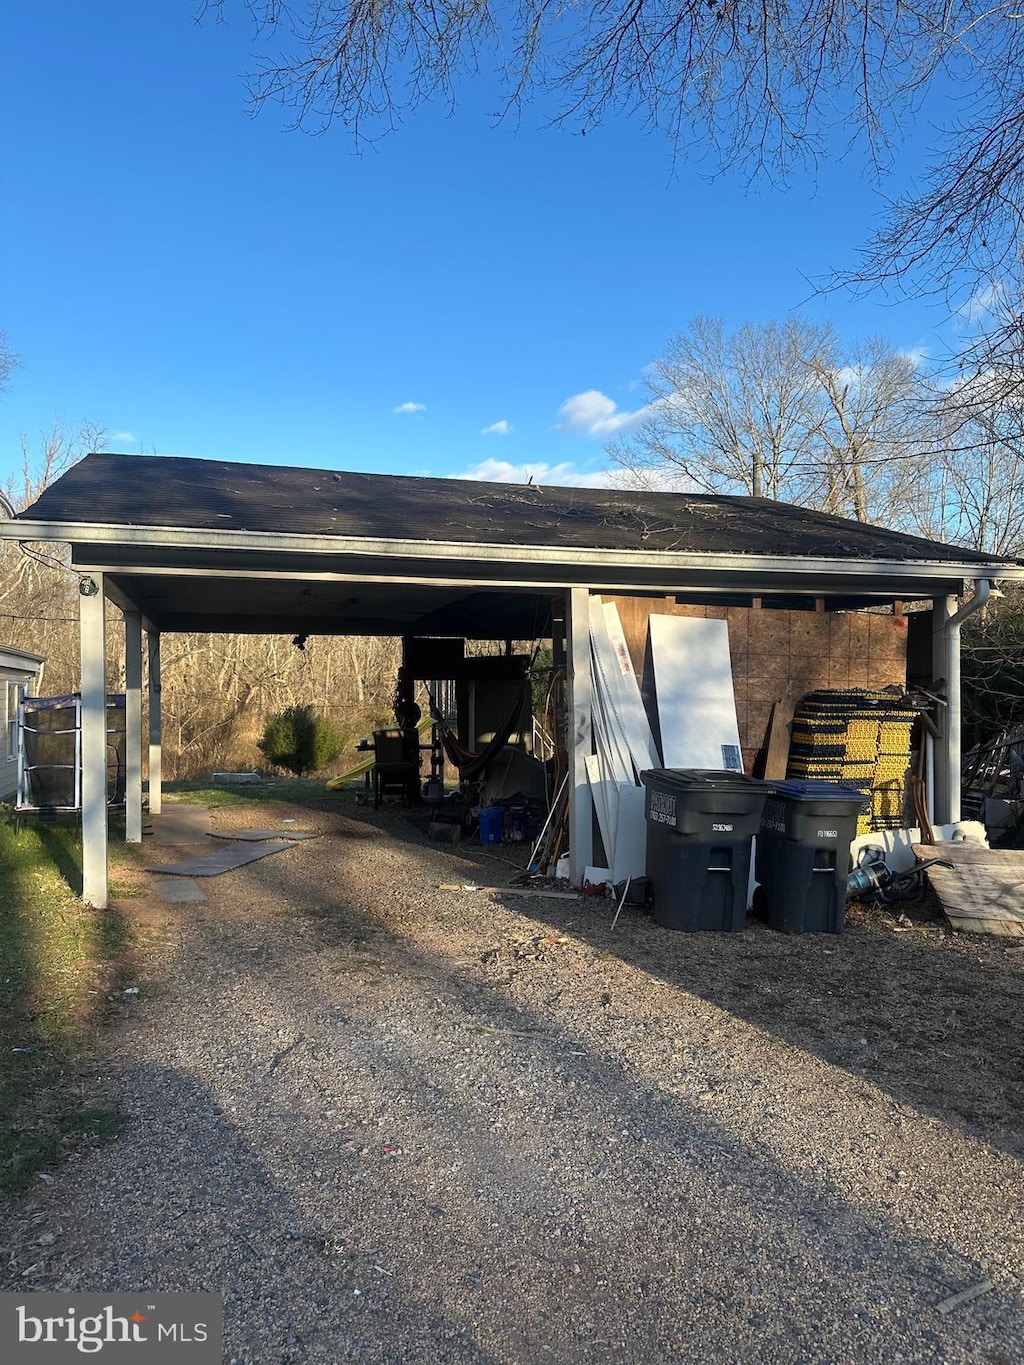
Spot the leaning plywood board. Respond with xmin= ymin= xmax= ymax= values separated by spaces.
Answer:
xmin=913 ymin=843 xmax=1024 ymax=937
xmin=648 ymin=615 xmax=743 ymax=772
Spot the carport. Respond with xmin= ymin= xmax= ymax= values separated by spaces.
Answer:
xmin=4 ymin=452 xmax=1022 ymax=907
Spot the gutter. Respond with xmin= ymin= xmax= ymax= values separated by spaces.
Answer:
xmin=2 ymin=517 xmax=1021 ymax=586
xmin=947 ymin=577 xmax=993 ymax=629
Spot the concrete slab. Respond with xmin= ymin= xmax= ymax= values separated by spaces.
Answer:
xmin=149 ymin=840 xmax=298 ymax=878
xmin=208 ymin=828 xmax=319 ymax=842
xmin=151 ymin=878 xmax=207 ymax=903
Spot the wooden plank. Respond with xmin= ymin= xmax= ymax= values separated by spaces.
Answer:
xmin=439 ymin=883 xmax=580 ymax=901
xmin=914 ymin=842 xmax=1024 ymax=866
xmin=763 ymin=696 xmax=795 ymax=780
xmin=913 ymin=843 xmax=1024 ymax=936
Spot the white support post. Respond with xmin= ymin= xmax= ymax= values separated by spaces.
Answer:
xmin=124 ymin=612 xmax=143 ymax=843
xmin=566 ymin=587 xmax=594 ymax=886
xmin=147 ymin=631 xmax=162 ymax=816
xmin=932 ymin=595 xmax=957 ymax=826
xmin=79 ymin=575 xmax=108 ymax=908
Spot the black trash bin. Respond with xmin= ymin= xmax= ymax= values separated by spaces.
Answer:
xmin=755 ymin=780 xmax=866 ymax=934
xmin=640 ymin=769 xmax=770 ymax=932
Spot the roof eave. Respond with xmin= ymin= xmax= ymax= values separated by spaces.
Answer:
xmin=0 ymin=645 xmax=46 ymax=668
xmin=4 ymin=517 xmax=1019 ymax=584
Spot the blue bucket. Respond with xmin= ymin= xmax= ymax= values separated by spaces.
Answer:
xmin=478 ymin=806 xmax=505 ymax=844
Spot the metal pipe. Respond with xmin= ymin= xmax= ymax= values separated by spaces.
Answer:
xmin=946 ymin=577 xmax=992 ymax=630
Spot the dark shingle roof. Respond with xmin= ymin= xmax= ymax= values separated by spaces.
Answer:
xmin=20 ymin=452 xmax=1008 ymax=565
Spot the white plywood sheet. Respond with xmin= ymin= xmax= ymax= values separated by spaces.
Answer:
xmin=649 ymin=615 xmax=742 ymax=772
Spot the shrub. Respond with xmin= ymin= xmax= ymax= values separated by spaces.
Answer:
xmin=257 ymin=705 xmax=342 ymax=777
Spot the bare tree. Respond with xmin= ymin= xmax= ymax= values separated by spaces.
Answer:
xmin=805 ymin=337 xmax=933 ymax=526
xmin=610 ymin=316 xmax=834 ymax=501
xmin=0 ymin=330 xmax=17 ymax=395
xmin=202 ymin=1 xmax=966 ymax=161
xmin=199 ymin=3 xmax=1024 ymax=300
xmin=610 ymin=317 xmax=933 ymax=521
xmin=0 ymin=422 xmax=109 ymax=690
xmin=4 ymin=420 xmax=108 ymax=513
xmin=912 ymin=375 xmax=1024 ymax=556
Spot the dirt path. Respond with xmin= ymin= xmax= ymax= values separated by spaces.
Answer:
xmin=3 ymin=800 xmax=1023 ymax=1364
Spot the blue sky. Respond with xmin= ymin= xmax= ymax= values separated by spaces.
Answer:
xmin=0 ymin=2 xmax=970 ymax=490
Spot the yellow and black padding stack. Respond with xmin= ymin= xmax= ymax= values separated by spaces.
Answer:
xmin=787 ymin=688 xmax=917 ymax=834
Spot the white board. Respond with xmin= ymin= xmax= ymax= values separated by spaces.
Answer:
xmin=589 ymin=600 xmax=634 ymax=782
xmin=592 ymin=671 xmax=633 ymax=791
xmin=611 ymin=782 xmax=647 ymax=883
xmin=648 ymin=615 xmax=742 ymax=772
xmin=585 ymin=753 xmax=618 ymax=868
xmin=603 ymin=602 xmax=662 ymax=773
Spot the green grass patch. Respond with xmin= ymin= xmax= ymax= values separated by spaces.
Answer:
xmin=0 ymin=1117 xmax=62 ymax=1193
xmin=165 ymin=777 xmax=356 ymax=807
xmin=0 ymin=816 xmax=138 ymax=1193
xmin=58 ymin=1105 xmax=126 ymax=1143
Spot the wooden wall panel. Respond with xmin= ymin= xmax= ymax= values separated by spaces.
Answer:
xmin=603 ymin=594 xmax=908 ymax=762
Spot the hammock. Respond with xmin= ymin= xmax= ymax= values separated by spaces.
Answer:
xmin=429 ymin=687 xmax=531 ymax=782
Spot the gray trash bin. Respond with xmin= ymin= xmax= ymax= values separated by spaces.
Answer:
xmin=754 ymin=780 xmax=866 ymax=933
xmin=640 ymin=769 xmax=770 ymax=932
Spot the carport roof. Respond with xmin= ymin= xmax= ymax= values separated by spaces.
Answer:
xmin=6 ymin=453 xmax=1022 ymax=638
xmin=19 ymin=453 xmax=1014 ymax=563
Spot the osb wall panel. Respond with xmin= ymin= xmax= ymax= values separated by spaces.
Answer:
xmin=604 ymin=594 xmax=908 ymax=762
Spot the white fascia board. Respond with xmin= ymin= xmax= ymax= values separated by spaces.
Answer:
xmin=0 ymin=645 xmax=46 ymax=670
xmin=4 ymin=516 xmax=1022 ymax=585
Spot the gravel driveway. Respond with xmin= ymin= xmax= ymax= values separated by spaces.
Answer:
xmin=3 ymin=799 xmax=1023 ymax=1364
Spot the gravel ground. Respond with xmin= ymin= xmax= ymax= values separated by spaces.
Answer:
xmin=2 ymin=798 xmax=1023 ymax=1364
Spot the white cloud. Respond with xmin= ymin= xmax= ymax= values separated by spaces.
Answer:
xmin=556 ymin=388 xmax=653 ymax=438
xmin=898 ymin=345 xmax=929 ymax=369
xmin=958 ymin=281 xmax=1006 ymax=326
xmin=480 ymin=419 xmax=512 ymax=436
xmin=393 ymin=401 xmax=426 ymax=415
xmin=833 ymin=365 xmax=863 ymax=389
xmin=459 ymin=458 xmax=621 ymax=489
xmin=112 ymin=430 xmax=136 ymax=443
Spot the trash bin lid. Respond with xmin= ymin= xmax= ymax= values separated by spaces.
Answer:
xmin=640 ymin=768 xmax=769 ymax=793
xmin=768 ymin=779 xmax=866 ymax=803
